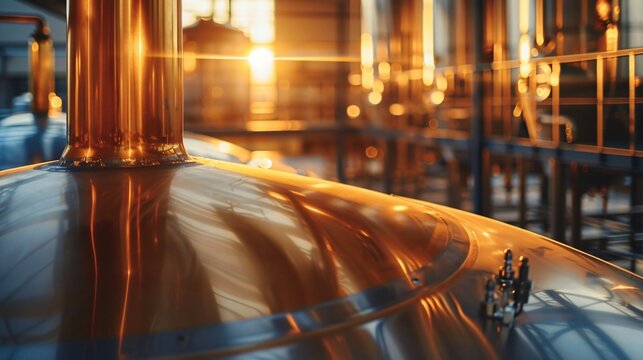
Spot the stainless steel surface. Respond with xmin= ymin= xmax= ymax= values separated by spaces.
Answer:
xmin=183 ymin=131 xmax=251 ymax=163
xmin=0 ymin=159 xmax=641 ymax=358
xmin=0 ymin=113 xmax=66 ymax=170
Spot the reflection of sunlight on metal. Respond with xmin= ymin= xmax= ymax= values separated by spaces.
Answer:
xmin=435 ymin=74 xmax=447 ymax=91
xmin=362 ymin=66 xmax=374 ymax=90
xmin=365 ymin=146 xmax=378 ymax=158
xmin=513 ymin=103 xmax=522 ymax=118
xmin=389 ymin=103 xmax=405 ymax=116
xmin=183 ymin=0 xmax=274 ymax=44
xmin=157 ymin=52 xmax=361 ymax=63
xmin=361 ymin=33 xmax=374 ymax=68
xmin=183 ymin=51 xmax=197 ymax=73
xmin=182 ymin=0 xmax=213 ymax=27
xmin=595 ymin=0 xmax=611 ymax=21
xmin=231 ymin=0 xmax=274 ymax=44
xmin=245 ymin=120 xmax=304 ymax=132
xmin=48 ymin=93 xmax=63 ymax=114
xmin=348 ymin=73 xmax=362 ymax=86
xmin=428 ymin=90 xmax=445 ymax=106
xmin=605 ymin=24 xmax=619 ymax=82
xmin=361 ymin=32 xmax=375 ymax=90
xmin=248 ymin=47 xmax=274 ymax=84
xmin=211 ymin=0 xmax=231 ymax=24
xmin=378 ymin=62 xmax=391 ymax=81
xmin=248 ymin=47 xmax=275 ymax=116
xmin=392 ymin=205 xmax=407 ymax=212
xmin=347 ymin=105 xmax=361 ymax=119
xmin=368 ymin=91 xmax=382 ymax=105
xmin=373 ymin=79 xmax=384 ymax=94
xmin=519 ymin=35 xmax=531 ymax=77
xmin=535 ymin=64 xmax=552 ymax=101
xmin=118 ymin=176 xmax=134 ymax=356
xmin=423 ymin=0 xmax=435 ymax=86
xmin=63 ymin=0 xmax=189 ymax=167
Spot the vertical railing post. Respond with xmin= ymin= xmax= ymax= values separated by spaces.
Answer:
xmin=334 ymin=0 xmax=350 ymax=183
xmin=518 ymin=156 xmax=527 ymax=228
xmin=470 ymin=0 xmax=486 ymax=215
xmin=549 ymin=158 xmax=566 ymax=243
xmin=570 ymin=162 xmax=582 ymax=248
xmin=631 ymin=175 xmax=642 ymax=273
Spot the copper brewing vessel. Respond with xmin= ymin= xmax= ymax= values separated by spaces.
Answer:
xmin=0 ymin=0 xmax=641 ymax=359
xmin=0 ymin=14 xmax=59 ymax=170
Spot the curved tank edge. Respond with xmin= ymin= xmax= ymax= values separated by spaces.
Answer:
xmin=0 ymin=158 xmax=641 ymax=359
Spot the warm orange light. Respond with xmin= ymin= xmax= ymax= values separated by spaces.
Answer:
xmin=389 ymin=103 xmax=405 ymax=116
xmin=346 ymin=105 xmax=361 ymax=118
xmin=49 ymin=94 xmax=62 ymax=110
xmin=535 ymin=0 xmax=544 ymax=46
xmin=368 ymin=91 xmax=382 ymax=105
xmin=596 ymin=0 xmax=611 ymax=21
xmin=378 ymin=62 xmax=391 ymax=81
xmin=535 ymin=63 xmax=552 ymax=101
xmin=519 ymin=34 xmax=531 ymax=77
xmin=213 ymin=0 xmax=230 ymax=24
xmin=605 ymin=24 xmax=619 ymax=52
xmin=248 ymin=47 xmax=274 ymax=84
xmin=184 ymin=51 xmax=197 ymax=73
xmin=246 ymin=120 xmax=303 ymax=132
xmin=517 ymin=78 xmax=528 ymax=93
xmin=436 ymin=75 xmax=447 ymax=91
xmin=361 ymin=33 xmax=374 ymax=68
xmin=232 ymin=0 xmax=275 ymax=44
xmin=362 ymin=66 xmax=374 ymax=90
xmin=513 ymin=103 xmax=522 ymax=117
xmin=550 ymin=65 xmax=560 ymax=87
xmin=422 ymin=0 xmax=435 ymax=87
xmin=518 ymin=0 xmax=532 ymax=79
xmin=348 ymin=73 xmax=362 ymax=86
xmin=365 ymin=146 xmax=379 ymax=158
xmin=429 ymin=90 xmax=444 ymax=105
xmin=519 ymin=0 xmax=529 ymax=34
xmin=373 ymin=79 xmax=384 ymax=93
xmin=392 ymin=205 xmax=408 ymax=212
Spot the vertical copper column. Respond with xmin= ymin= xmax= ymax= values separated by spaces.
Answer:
xmin=0 ymin=15 xmax=53 ymax=115
xmin=30 ymin=22 xmax=54 ymax=115
xmin=62 ymin=0 xmax=189 ymax=167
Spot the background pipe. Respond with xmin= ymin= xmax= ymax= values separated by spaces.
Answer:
xmin=0 ymin=14 xmax=53 ymax=116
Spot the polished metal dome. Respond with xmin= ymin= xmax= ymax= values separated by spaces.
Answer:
xmin=1 ymin=160 xmax=641 ymax=359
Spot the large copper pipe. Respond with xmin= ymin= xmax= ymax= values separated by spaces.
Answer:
xmin=0 ymin=15 xmax=53 ymax=115
xmin=61 ymin=0 xmax=189 ymax=167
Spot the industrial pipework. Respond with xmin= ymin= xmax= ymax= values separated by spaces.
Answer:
xmin=0 ymin=14 xmax=54 ymax=116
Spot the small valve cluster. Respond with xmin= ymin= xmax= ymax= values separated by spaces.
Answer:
xmin=480 ymin=249 xmax=533 ymax=325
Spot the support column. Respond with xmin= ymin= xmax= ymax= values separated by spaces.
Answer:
xmin=518 ymin=156 xmax=527 ymax=228
xmin=384 ymin=138 xmax=397 ymax=194
xmin=549 ymin=158 xmax=566 ymax=243
xmin=334 ymin=0 xmax=350 ymax=183
xmin=570 ymin=162 xmax=582 ymax=248
xmin=470 ymin=0 xmax=487 ymax=215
